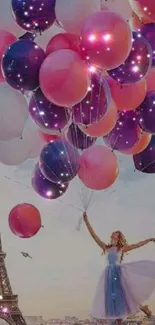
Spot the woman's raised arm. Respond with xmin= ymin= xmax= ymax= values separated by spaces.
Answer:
xmin=83 ymin=212 xmax=106 ymax=252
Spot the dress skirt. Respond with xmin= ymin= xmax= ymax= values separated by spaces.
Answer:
xmin=92 ymin=261 xmax=155 ymax=319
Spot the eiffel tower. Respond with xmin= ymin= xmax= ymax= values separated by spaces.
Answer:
xmin=0 ymin=235 xmax=27 ymax=325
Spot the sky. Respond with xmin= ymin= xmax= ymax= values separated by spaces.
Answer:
xmin=1 ymin=0 xmax=155 ymax=322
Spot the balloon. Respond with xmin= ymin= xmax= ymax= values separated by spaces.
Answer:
xmin=46 ymin=33 xmax=80 ymax=55
xmin=108 ymin=32 xmax=152 ymax=84
xmin=39 ymin=49 xmax=90 ymax=107
xmin=66 ymin=123 xmax=96 ymax=149
xmin=104 ymin=111 xmax=139 ymax=151
xmin=19 ymin=32 xmax=36 ymax=41
xmin=102 ymin=0 xmax=132 ymax=20
xmin=129 ymin=11 xmax=153 ymax=31
xmin=129 ymin=0 xmax=155 ymax=22
xmin=0 ymin=138 xmax=30 ymax=166
xmin=107 ymin=77 xmax=147 ymax=111
xmin=2 ymin=39 xmax=45 ymax=91
xmin=32 ymin=163 xmax=69 ymax=199
xmin=136 ymin=91 xmax=155 ymax=133
xmin=145 ymin=66 xmax=155 ymax=92
xmin=11 ymin=0 xmax=56 ymax=32
xmin=140 ymin=23 xmax=155 ymax=66
xmin=55 ymin=0 xmax=100 ymax=35
xmin=72 ymin=73 xmax=111 ymax=126
xmin=79 ymin=100 xmax=118 ymax=137
xmin=133 ymin=135 xmax=155 ymax=173
xmin=121 ymin=131 xmax=151 ymax=155
xmin=40 ymin=139 xmax=80 ymax=182
xmin=29 ymin=88 xmax=71 ymax=133
xmin=0 ymin=83 xmax=28 ymax=141
xmin=80 ymin=10 xmax=132 ymax=70
xmin=78 ymin=145 xmax=119 ymax=190
xmin=22 ymin=118 xmax=45 ymax=159
xmin=0 ymin=0 xmax=22 ymax=36
xmin=39 ymin=132 xmax=61 ymax=143
xmin=9 ymin=203 xmax=42 ymax=238
xmin=0 ymin=30 xmax=17 ymax=82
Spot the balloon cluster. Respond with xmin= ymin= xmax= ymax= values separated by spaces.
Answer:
xmin=1 ymin=0 xmax=155 ymax=238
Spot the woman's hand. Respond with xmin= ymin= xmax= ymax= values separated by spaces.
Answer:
xmin=150 ymin=238 xmax=155 ymax=242
xmin=83 ymin=212 xmax=87 ymax=221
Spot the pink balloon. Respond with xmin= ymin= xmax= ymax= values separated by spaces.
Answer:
xmin=129 ymin=0 xmax=155 ymax=22
xmin=46 ymin=33 xmax=80 ymax=55
xmin=78 ymin=145 xmax=119 ymax=190
xmin=80 ymin=11 xmax=132 ymax=70
xmin=0 ymin=30 xmax=17 ymax=82
xmin=79 ymin=100 xmax=118 ymax=137
xmin=39 ymin=49 xmax=90 ymax=107
xmin=107 ymin=77 xmax=147 ymax=111
xmin=129 ymin=11 xmax=153 ymax=30
xmin=145 ymin=66 xmax=155 ymax=92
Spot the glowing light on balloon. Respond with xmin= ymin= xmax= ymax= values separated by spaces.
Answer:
xmin=40 ymin=139 xmax=80 ymax=183
xmin=9 ymin=203 xmax=42 ymax=238
xmin=29 ymin=88 xmax=71 ymax=133
xmin=78 ymin=145 xmax=119 ymax=190
xmin=2 ymin=39 xmax=45 ymax=91
xmin=133 ymin=135 xmax=155 ymax=173
xmin=140 ymin=23 xmax=155 ymax=65
xmin=39 ymin=49 xmax=90 ymax=107
xmin=129 ymin=0 xmax=155 ymax=22
xmin=108 ymin=32 xmax=152 ymax=84
xmin=11 ymin=0 xmax=56 ymax=32
xmin=80 ymin=10 xmax=132 ymax=70
xmin=72 ymin=73 xmax=111 ymax=126
xmin=136 ymin=91 xmax=155 ymax=133
xmin=0 ymin=30 xmax=17 ymax=82
xmin=32 ymin=163 xmax=69 ymax=200
xmin=107 ymin=77 xmax=147 ymax=111
xmin=46 ymin=33 xmax=80 ymax=55
xmin=66 ymin=123 xmax=96 ymax=149
xmin=79 ymin=100 xmax=118 ymax=137
xmin=104 ymin=111 xmax=139 ymax=151
xmin=121 ymin=131 xmax=151 ymax=155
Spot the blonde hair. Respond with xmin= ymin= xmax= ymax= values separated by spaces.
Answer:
xmin=102 ymin=231 xmax=128 ymax=262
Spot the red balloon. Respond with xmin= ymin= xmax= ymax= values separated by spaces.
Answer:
xmin=46 ymin=33 xmax=80 ymax=55
xmin=0 ymin=31 xmax=17 ymax=82
xmin=39 ymin=49 xmax=90 ymax=107
xmin=80 ymin=11 xmax=132 ymax=70
xmin=129 ymin=0 xmax=155 ymax=22
xmin=9 ymin=203 xmax=42 ymax=238
xmin=39 ymin=131 xmax=61 ymax=143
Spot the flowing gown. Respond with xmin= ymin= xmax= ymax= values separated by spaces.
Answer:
xmin=92 ymin=247 xmax=155 ymax=319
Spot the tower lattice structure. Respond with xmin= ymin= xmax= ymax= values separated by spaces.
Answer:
xmin=0 ymin=235 xmax=27 ymax=325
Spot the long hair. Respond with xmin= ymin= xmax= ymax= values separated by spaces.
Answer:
xmin=102 ymin=231 xmax=128 ymax=262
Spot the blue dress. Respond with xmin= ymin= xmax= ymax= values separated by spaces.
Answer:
xmin=92 ymin=247 xmax=155 ymax=319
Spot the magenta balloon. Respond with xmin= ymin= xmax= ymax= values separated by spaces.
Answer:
xmin=108 ymin=32 xmax=152 ymax=84
xmin=104 ymin=111 xmax=139 ymax=151
xmin=66 ymin=123 xmax=96 ymax=149
xmin=72 ymin=73 xmax=111 ymax=126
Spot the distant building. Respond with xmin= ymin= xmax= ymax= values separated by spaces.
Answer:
xmin=25 ymin=316 xmax=44 ymax=325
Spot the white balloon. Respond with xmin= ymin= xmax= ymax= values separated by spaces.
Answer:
xmin=22 ymin=118 xmax=45 ymax=159
xmin=0 ymin=0 xmax=22 ymax=36
xmin=55 ymin=0 xmax=101 ymax=35
xmin=0 ymin=138 xmax=31 ymax=166
xmin=0 ymin=84 xmax=29 ymax=141
xmin=101 ymin=0 xmax=132 ymax=20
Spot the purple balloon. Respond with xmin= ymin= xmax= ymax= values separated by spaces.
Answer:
xmin=66 ymin=123 xmax=96 ymax=149
xmin=72 ymin=73 xmax=111 ymax=126
xmin=12 ymin=0 xmax=56 ymax=32
xmin=40 ymin=139 xmax=80 ymax=183
xmin=29 ymin=88 xmax=70 ymax=132
xmin=2 ymin=39 xmax=45 ymax=91
xmin=108 ymin=32 xmax=152 ymax=84
xmin=104 ymin=111 xmax=139 ymax=151
xmin=140 ymin=23 xmax=155 ymax=66
xmin=32 ymin=163 xmax=69 ymax=199
xmin=136 ymin=91 xmax=155 ymax=133
xmin=133 ymin=135 xmax=155 ymax=174
xmin=19 ymin=32 xmax=36 ymax=41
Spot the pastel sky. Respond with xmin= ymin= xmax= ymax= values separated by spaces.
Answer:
xmin=0 ymin=0 xmax=155 ymax=322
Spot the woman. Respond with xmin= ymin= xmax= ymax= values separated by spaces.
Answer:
xmin=83 ymin=212 xmax=155 ymax=324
